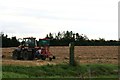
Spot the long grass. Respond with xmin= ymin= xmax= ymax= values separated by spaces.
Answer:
xmin=2 ymin=63 xmax=118 ymax=79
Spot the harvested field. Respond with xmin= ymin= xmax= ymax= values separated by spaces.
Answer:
xmin=2 ymin=46 xmax=118 ymax=66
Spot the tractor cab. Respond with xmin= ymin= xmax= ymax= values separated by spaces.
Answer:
xmin=22 ymin=37 xmax=37 ymax=48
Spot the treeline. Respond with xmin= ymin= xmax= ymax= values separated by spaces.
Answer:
xmin=45 ymin=31 xmax=120 ymax=46
xmin=1 ymin=31 xmax=120 ymax=47
xmin=1 ymin=33 xmax=20 ymax=47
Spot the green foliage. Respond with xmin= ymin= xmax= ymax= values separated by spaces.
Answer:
xmin=1 ymin=33 xmax=20 ymax=47
xmin=1 ymin=31 xmax=120 ymax=47
xmin=2 ymin=72 xmax=29 ymax=78
xmin=2 ymin=64 xmax=118 ymax=78
xmin=45 ymin=31 xmax=120 ymax=46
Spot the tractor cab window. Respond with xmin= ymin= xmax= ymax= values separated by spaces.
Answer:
xmin=23 ymin=38 xmax=36 ymax=47
xmin=27 ymin=39 xmax=31 ymax=43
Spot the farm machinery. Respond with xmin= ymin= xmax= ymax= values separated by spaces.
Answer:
xmin=12 ymin=37 xmax=55 ymax=61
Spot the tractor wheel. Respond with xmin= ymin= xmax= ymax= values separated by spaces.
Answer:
xmin=41 ymin=55 xmax=46 ymax=60
xmin=29 ymin=52 xmax=35 ymax=60
xmin=23 ymin=51 xmax=34 ymax=60
xmin=23 ymin=51 xmax=29 ymax=60
xmin=12 ymin=50 xmax=20 ymax=60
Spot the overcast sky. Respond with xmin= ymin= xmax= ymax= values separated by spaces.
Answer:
xmin=0 ymin=0 xmax=119 ymax=40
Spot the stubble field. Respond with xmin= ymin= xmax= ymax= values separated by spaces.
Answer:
xmin=2 ymin=46 xmax=118 ymax=66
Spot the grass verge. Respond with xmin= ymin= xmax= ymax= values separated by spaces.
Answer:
xmin=2 ymin=63 xmax=119 ymax=79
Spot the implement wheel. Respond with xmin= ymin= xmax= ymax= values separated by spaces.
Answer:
xmin=41 ymin=55 xmax=46 ymax=60
xmin=53 ymin=56 xmax=56 ymax=59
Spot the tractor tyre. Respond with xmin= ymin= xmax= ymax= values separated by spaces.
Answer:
xmin=23 ymin=51 xmax=29 ymax=60
xmin=12 ymin=50 xmax=20 ymax=60
xmin=29 ymin=52 xmax=35 ymax=60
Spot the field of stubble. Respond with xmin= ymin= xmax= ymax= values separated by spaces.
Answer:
xmin=2 ymin=46 xmax=118 ymax=66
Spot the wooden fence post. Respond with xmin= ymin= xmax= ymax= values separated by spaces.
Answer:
xmin=69 ymin=42 xmax=74 ymax=66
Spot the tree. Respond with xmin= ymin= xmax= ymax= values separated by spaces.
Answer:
xmin=45 ymin=34 xmax=49 ymax=39
xmin=11 ymin=36 xmax=20 ymax=47
xmin=45 ymin=31 xmax=119 ymax=46
xmin=1 ymin=32 xmax=20 ymax=47
xmin=75 ymin=33 xmax=80 ymax=41
xmin=99 ymin=38 xmax=105 ymax=42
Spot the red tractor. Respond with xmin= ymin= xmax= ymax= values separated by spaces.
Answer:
xmin=12 ymin=37 xmax=55 ymax=61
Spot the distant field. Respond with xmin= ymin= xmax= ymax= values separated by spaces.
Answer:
xmin=2 ymin=46 xmax=118 ymax=66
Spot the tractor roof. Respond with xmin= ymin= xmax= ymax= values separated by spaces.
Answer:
xmin=39 ymin=38 xmax=50 ymax=40
xmin=23 ymin=37 xmax=36 ymax=39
